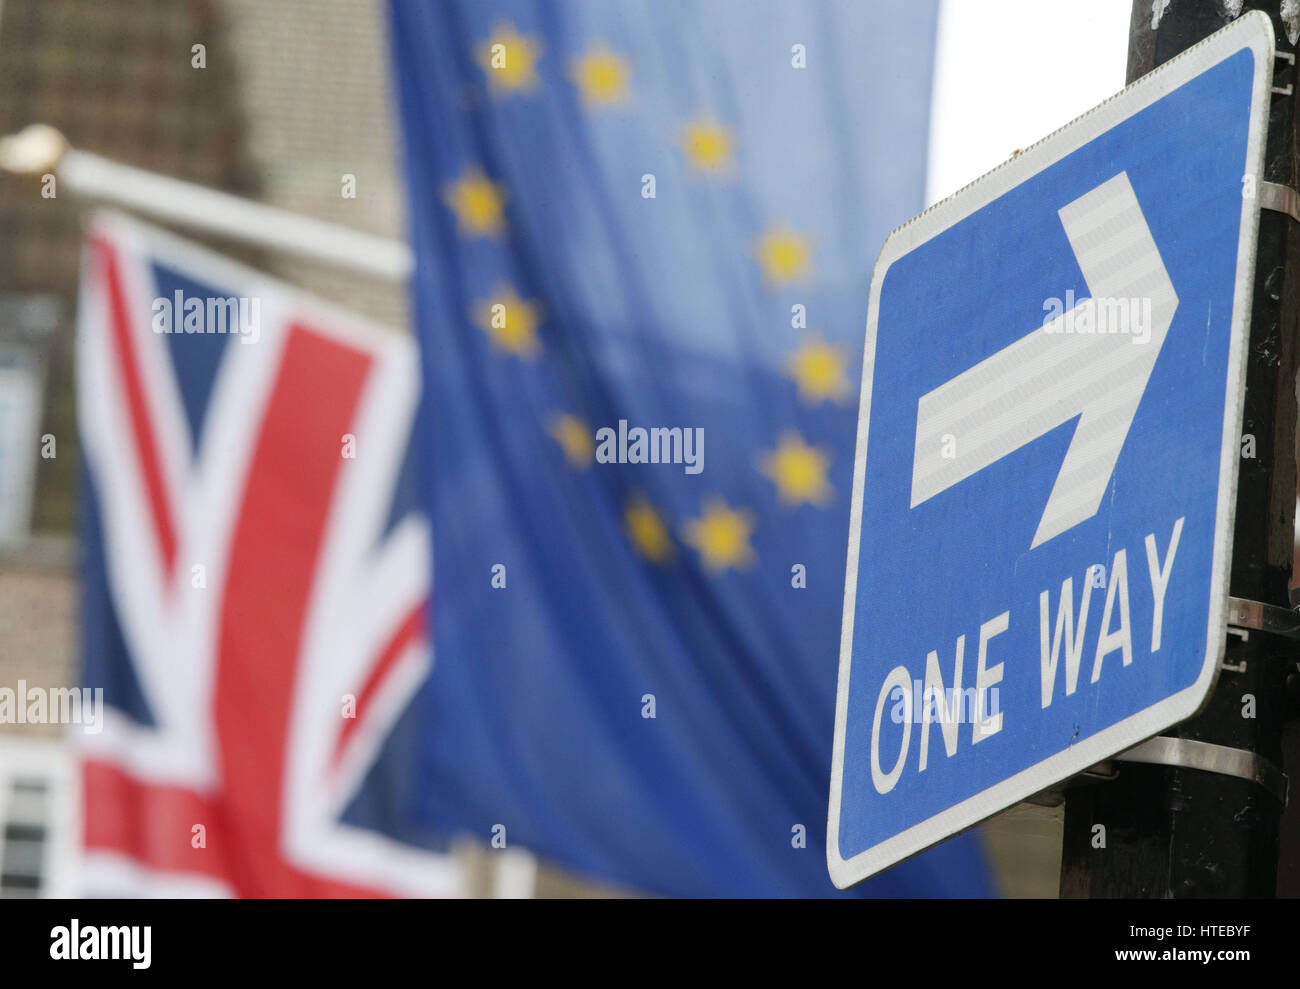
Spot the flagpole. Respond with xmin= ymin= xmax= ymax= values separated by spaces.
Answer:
xmin=0 ymin=124 xmax=412 ymax=282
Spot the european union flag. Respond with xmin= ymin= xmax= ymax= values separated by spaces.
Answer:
xmin=387 ymin=0 xmax=994 ymax=896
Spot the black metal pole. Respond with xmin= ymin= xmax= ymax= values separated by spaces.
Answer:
xmin=1059 ymin=0 xmax=1298 ymax=898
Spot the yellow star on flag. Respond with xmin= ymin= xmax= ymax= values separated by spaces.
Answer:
xmin=683 ymin=497 xmax=756 ymax=573
xmin=443 ymin=169 xmax=507 ymax=237
xmin=473 ymin=285 xmax=542 ymax=358
xmin=785 ymin=336 xmax=850 ymax=404
xmin=570 ymin=43 xmax=631 ymax=109
xmin=680 ymin=117 xmax=734 ymax=174
xmin=625 ymin=494 xmax=674 ymax=564
xmin=547 ymin=414 xmax=594 ymax=468
xmin=761 ymin=433 xmax=833 ymax=507
xmin=755 ymin=226 xmax=813 ymax=287
xmin=478 ymin=22 xmax=542 ymax=94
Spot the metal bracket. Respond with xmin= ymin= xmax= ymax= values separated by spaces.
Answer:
xmin=1259 ymin=181 xmax=1300 ymax=222
xmin=1115 ymin=736 xmax=1289 ymax=806
xmin=1274 ymin=50 xmax=1295 ymax=96
xmin=1080 ymin=761 xmax=1119 ymax=781
xmin=1220 ymin=654 xmax=1247 ymax=674
xmin=1226 ymin=595 xmax=1300 ymax=639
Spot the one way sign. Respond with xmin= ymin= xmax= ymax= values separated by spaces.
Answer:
xmin=828 ymin=13 xmax=1275 ymax=888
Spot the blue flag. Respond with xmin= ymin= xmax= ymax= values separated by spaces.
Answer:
xmin=388 ymin=0 xmax=994 ymax=896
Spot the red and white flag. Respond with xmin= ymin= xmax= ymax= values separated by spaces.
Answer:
xmin=76 ymin=212 xmax=460 ymax=897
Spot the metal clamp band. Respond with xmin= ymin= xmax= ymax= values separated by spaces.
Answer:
xmin=1227 ymin=595 xmax=1300 ymax=639
xmin=1260 ymin=181 xmax=1300 ymax=223
xmin=1115 ymin=736 xmax=1289 ymax=805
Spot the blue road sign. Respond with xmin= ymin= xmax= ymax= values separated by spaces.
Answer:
xmin=828 ymin=13 xmax=1275 ymax=888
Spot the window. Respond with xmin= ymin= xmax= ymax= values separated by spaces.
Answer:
xmin=0 ymin=737 xmax=76 ymax=897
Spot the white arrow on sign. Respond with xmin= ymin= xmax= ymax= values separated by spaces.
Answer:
xmin=910 ymin=171 xmax=1179 ymax=548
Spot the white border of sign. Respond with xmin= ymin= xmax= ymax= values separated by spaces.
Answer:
xmin=828 ymin=11 xmax=1275 ymax=889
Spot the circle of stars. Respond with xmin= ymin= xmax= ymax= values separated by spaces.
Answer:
xmin=457 ymin=21 xmax=854 ymax=577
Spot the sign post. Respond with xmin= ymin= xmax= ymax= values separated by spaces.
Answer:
xmin=1057 ymin=0 xmax=1298 ymax=899
xmin=828 ymin=11 xmax=1281 ymax=889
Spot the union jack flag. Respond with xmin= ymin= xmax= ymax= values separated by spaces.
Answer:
xmin=76 ymin=212 xmax=461 ymax=897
